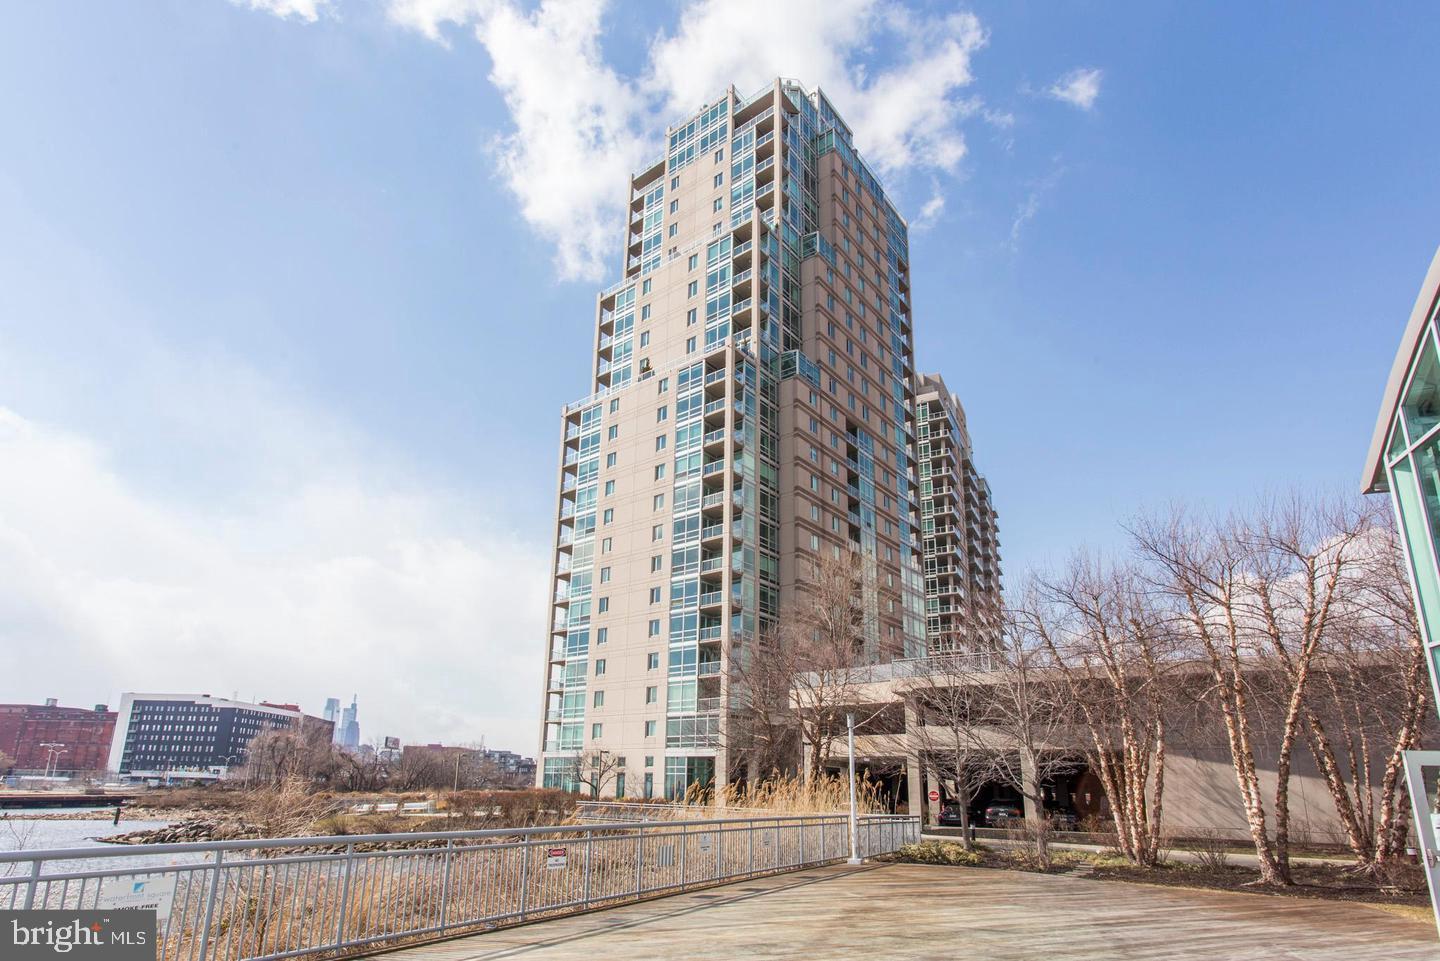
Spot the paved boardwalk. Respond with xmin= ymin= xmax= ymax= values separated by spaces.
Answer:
xmin=364 ymin=862 xmax=1435 ymax=960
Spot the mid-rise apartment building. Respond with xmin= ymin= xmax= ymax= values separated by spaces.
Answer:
xmin=106 ymin=693 xmax=333 ymax=781
xmin=915 ymin=373 xmax=1002 ymax=652
xmin=538 ymin=80 xmax=929 ymax=799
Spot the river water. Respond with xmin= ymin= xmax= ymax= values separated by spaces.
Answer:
xmin=0 ymin=808 xmax=188 ymax=877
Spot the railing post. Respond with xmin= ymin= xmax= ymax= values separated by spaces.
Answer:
xmin=821 ymin=820 xmax=827 ymax=861
xmin=518 ymin=842 xmax=531 ymax=920
xmin=679 ymin=824 xmax=687 ymax=888
xmin=22 ymin=859 xmax=41 ymax=910
xmin=799 ymin=818 xmax=806 ymax=865
xmin=437 ymin=840 xmax=454 ymax=931
xmin=582 ymin=828 xmax=593 ymax=906
xmin=335 ymin=844 xmax=355 ymax=948
xmin=633 ymin=830 xmax=644 ymax=894
xmin=197 ymin=850 xmax=223 ymax=961
xmin=747 ymin=820 xmax=754 ymax=876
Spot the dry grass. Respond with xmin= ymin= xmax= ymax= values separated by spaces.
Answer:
xmin=683 ymin=775 xmax=884 ymax=815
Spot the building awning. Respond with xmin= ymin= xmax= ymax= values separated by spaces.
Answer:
xmin=1363 ymin=246 xmax=1440 ymax=494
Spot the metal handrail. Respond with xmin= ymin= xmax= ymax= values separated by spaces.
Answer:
xmin=0 ymin=812 xmax=899 ymax=864
xmin=2 ymin=812 xmax=920 ymax=961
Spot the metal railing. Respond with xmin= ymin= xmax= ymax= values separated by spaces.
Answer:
xmin=0 ymin=813 xmax=919 ymax=961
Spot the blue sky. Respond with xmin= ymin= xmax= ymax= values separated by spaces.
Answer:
xmin=2 ymin=0 xmax=1437 ymax=751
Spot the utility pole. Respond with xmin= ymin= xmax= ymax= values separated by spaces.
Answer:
xmin=452 ymin=753 xmax=474 ymax=793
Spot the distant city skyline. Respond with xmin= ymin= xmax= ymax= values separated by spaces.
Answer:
xmin=2 ymin=2 xmax=1439 ymax=751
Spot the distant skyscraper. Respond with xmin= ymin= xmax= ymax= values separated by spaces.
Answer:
xmin=322 ymin=697 xmax=340 ymax=726
xmin=337 ymin=695 xmax=360 ymax=749
xmin=538 ymin=79 xmax=928 ymax=799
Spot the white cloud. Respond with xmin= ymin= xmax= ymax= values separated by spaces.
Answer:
xmin=231 ymin=0 xmax=333 ymax=23
xmin=479 ymin=0 xmax=649 ymax=281
xmin=385 ymin=0 xmax=647 ymax=281
xmin=647 ymin=1 xmax=986 ymax=176
xmin=1047 ymin=67 xmax=1102 ymax=111
xmin=1008 ymin=165 xmax=1065 ymax=252
xmin=381 ymin=0 xmax=991 ymax=279
xmin=912 ymin=181 xmax=945 ymax=231
xmin=0 ymin=391 xmax=549 ymax=753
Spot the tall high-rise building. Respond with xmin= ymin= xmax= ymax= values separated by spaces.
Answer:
xmin=915 ymin=373 xmax=1001 ymax=652
xmin=337 ymin=695 xmax=360 ymax=749
xmin=538 ymin=80 xmax=928 ymax=799
xmin=323 ymin=697 xmax=341 ymax=725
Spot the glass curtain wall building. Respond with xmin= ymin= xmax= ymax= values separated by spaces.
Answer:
xmin=1364 ymin=247 xmax=1440 ymax=710
xmin=1364 ymin=247 xmax=1440 ymax=936
xmin=537 ymin=80 xmax=927 ymax=798
xmin=915 ymin=373 xmax=1001 ymax=653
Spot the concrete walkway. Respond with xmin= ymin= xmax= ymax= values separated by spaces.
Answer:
xmin=363 ymin=862 xmax=1435 ymax=960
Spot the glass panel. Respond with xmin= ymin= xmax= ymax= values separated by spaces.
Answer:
xmin=1388 ymin=417 xmax=1409 ymax=463
xmin=1391 ymin=452 xmax=1440 ymax=641
xmin=1403 ymin=332 xmax=1440 ymax=441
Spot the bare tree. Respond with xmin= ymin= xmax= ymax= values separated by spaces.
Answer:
xmin=240 ymin=723 xmax=346 ymax=787
xmin=1024 ymin=560 xmax=1175 ymax=866
xmin=730 ymin=549 xmax=886 ymax=782
xmin=891 ymin=653 xmax=1010 ymax=849
xmin=1302 ymin=510 xmax=1430 ymax=870
xmin=990 ymin=611 xmax=1085 ymax=869
xmin=562 ymin=749 xmax=626 ymax=799
xmin=0 ymin=749 xmax=13 ymax=776
xmin=1131 ymin=496 xmax=1375 ymax=885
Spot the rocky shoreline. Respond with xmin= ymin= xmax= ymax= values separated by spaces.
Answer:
xmin=1 ymin=807 xmax=201 ymax=823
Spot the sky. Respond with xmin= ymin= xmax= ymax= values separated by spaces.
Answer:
xmin=2 ymin=0 xmax=1438 ymax=754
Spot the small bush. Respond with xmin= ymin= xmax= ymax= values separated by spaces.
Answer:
xmin=896 ymin=840 xmax=983 ymax=866
xmin=1188 ymin=828 xmax=1231 ymax=870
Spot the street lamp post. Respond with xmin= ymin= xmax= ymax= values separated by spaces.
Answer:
xmin=39 ymin=742 xmax=66 ymax=780
xmin=219 ymin=755 xmax=239 ymax=780
xmin=846 ymin=712 xmax=861 ymax=865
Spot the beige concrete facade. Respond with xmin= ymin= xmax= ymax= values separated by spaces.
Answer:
xmin=538 ymin=80 xmax=927 ymax=798
xmin=915 ymin=373 xmax=1001 ymax=653
xmin=810 ymin=662 xmax=1397 ymax=845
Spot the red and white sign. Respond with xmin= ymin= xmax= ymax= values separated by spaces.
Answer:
xmin=927 ymin=790 xmax=941 ymax=802
xmin=546 ymin=847 xmax=568 ymax=870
